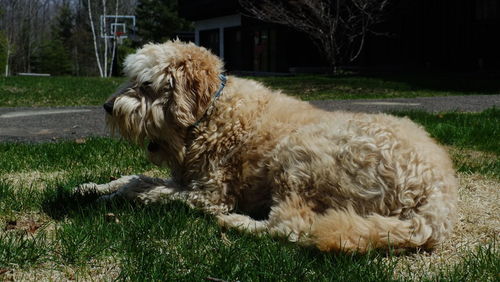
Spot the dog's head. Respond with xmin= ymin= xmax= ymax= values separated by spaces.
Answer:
xmin=104 ymin=40 xmax=224 ymax=166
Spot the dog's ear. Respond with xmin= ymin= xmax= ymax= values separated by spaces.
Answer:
xmin=167 ymin=61 xmax=220 ymax=128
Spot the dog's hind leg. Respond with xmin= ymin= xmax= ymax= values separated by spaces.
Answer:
xmin=217 ymin=193 xmax=318 ymax=243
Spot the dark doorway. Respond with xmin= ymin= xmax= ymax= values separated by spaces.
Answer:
xmin=199 ymin=28 xmax=220 ymax=56
xmin=252 ymin=28 xmax=277 ymax=72
xmin=224 ymin=27 xmax=243 ymax=70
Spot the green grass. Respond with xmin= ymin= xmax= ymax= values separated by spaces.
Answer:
xmin=0 ymin=185 xmax=401 ymax=280
xmin=0 ymin=138 xmax=152 ymax=174
xmin=253 ymin=73 xmax=500 ymax=100
xmin=0 ymin=76 xmax=125 ymax=107
xmin=1 ymin=73 xmax=499 ymax=107
xmin=0 ymin=110 xmax=498 ymax=279
xmin=393 ymin=108 xmax=499 ymax=154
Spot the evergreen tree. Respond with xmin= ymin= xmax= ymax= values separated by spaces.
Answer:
xmin=31 ymin=39 xmax=72 ymax=75
xmin=71 ymin=1 xmax=98 ymax=76
xmin=53 ymin=2 xmax=74 ymax=50
xmin=31 ymin=4 xmax=74 ymax=75
xmin=135 ymin=0 xmax=192 ymax=43
xmin=0 ymin=31 xmax=8 ymax=76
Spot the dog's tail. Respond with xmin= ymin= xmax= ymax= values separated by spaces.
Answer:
xmin=308 ymin=186 xmax=457 ymax=253
xmin=308 ymin=207 xmax=429 ymax=252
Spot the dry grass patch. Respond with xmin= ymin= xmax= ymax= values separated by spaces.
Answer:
xmin=1 ymin=86 xmax=25 ymax=94
xmin=3 ymin=257 xmax=121 ymax=281
xmin=447 ymin=146 xmax=499 ymax=179
xmin=2 ymin=212 xmax=53 ymax=233
xmin=2 ymin=171 xmax=68 ymax=191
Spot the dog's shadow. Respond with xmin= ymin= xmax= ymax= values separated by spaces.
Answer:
xmin=41 ymin=183 xmax=424 ymax=261
xmin=41 ymin=184 xmax=108 ymax=220
xmin=41 ymin=182 xmax=205 ymax=221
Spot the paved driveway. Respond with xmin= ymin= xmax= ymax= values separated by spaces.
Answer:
xmin=1 ymin=95 xmax=498 ymax=143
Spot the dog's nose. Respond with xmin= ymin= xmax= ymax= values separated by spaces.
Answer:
xmin=103 ymin=101 xmax=114 ymax=115
xmin=147 ymin=142 xmax=160 ymax=152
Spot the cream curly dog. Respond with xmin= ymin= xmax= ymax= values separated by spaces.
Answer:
xmin=78 ymin=40 xmax=458 ymax=252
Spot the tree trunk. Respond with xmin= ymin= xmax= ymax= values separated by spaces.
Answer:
xmin=4 ymin=43 xmax=9 ymax=77
xmin=102 ymin=0 xmax=108 ymax=77
xmin=74 ymin=45 xmax=80 ymax=76
xmin=87 ymin=0 xmax=104 ymax=77
xmin=108 ymin=0 xmax=120 ymax=77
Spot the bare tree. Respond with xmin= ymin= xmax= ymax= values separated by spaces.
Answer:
xmin=240 ymin=0 xmax=390 ymax=73
xmin=108 ymin=0 xmax=119 ymax=77
xmin=0 ymin=0 xmax=56 ymax=75
xmin=87 ymin=0 xmax=105 ymax=76
xmin=0 ymin=0 xmax=135 ymax=76
xmin=0 ymin=32 xmax=11 ymax=77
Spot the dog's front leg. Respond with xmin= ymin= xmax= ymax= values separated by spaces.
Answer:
xmin=97 ymin=175 xmax=183 ymax=204
xmin=76 ymin=176 xmax=232 ymax=215
xmin=75 ymin=175 xmax=182 ymax=204
xmin=75 ymin=175 xmax=142 ymax=195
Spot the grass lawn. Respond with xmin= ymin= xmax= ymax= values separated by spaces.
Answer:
xmin=253 ymin=73 xmax=500 ymax=100
xmin=1 ymin=72 xmax=499 ymax=107
xmin=0 ymin=76 xmax=125 ymax=107
xmin=0 ymin=108 xmax=498 ymax=280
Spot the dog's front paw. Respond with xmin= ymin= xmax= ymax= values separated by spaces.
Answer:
xmin=74 ymin=175 xmax=141 ymax=197
xmin=73 ymin=183 xmax=99 ymax=195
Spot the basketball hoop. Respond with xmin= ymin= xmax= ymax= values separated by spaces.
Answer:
xmin=115 ymin=31 xmax=125 ymax=44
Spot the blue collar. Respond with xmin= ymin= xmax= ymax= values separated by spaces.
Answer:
xmin=213 ymin=74 xmax=227 ymax=99
xmin=191 ymin=74 xmax=227 ymax=128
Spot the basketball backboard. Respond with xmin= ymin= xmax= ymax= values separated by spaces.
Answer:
xmin=100 ymin=15 xmax=136 ymax=39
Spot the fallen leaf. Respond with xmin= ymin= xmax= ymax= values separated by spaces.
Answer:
xmin=105 ymin=213 xmax=120 ymax=224
xmin=4 ymin=220 xmax=17 ymax=231
xmin=75 ymin=138 xmax=86 ymax=144
xmin=27 ymin=221 xmax=42 ymax=234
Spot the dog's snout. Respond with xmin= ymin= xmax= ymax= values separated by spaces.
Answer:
xmin=103 ymin=101 xmax=114 ymax=115
xmin=147 ymin=142 xmax=160 ymax=152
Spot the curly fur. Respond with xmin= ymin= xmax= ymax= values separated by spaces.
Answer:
xmin=87 ymin=40 xmax=458 ymax=252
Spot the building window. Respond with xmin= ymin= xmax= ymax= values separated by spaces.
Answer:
xmin=199 ymin=29 xmax=220 ymax=55
xmin=475 ymin=0 xmax=499 ymax=21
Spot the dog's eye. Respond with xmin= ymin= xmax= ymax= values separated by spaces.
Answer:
xmin=140 ymin=81 xmax=152 ymax=91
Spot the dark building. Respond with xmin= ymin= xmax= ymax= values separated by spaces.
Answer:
xmin=179 ymin=0 xmax=500 ymax=72
xmin=362 ymin=0 xmax=500 ymax=71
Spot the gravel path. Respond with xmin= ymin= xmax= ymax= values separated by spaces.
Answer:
xmin=0 ymin=106 xmax=108 ymax=143
xmin=1 ymin=95 xmax=498 ymax=143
